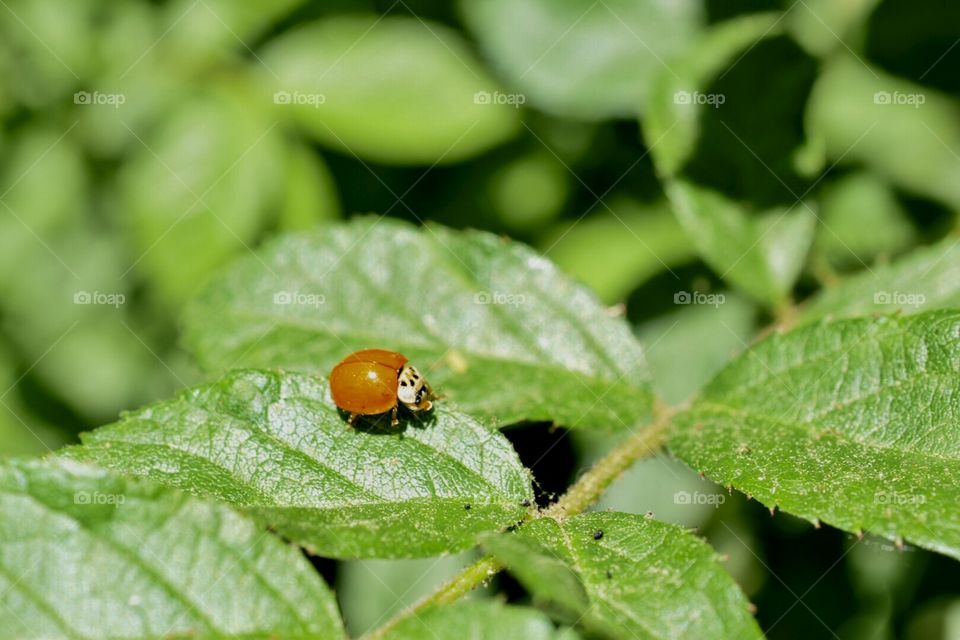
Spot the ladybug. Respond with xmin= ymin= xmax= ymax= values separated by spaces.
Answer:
xmin=329 ymin=349 xmax=434 ymax=426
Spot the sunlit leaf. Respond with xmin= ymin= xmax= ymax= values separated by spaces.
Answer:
xmin=72 ymin=369 xmax=533 ymax=559
xmin=670 ymin=310 xmax=960 ymax=560
xmin=482 ymin=512 xmax=762 ymax=639
xmin=0 ymin=458 xmax=344 ymax=639
xmin=184 ymin=218 xmax=654 ymax=430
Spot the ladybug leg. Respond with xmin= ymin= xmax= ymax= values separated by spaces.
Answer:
xmin=391 ymin=405 xmax=399 ymax=427
xmin=348 ymin=413 xmax=358 ymax=428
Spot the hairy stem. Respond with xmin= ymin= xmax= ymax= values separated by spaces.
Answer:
xmin=364 ymin=406 xmax=672 ymax=640
xmin=542 ymin=405 xmax=672 ymax=518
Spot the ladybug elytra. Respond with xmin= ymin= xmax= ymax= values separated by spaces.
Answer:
xmin=329 ymin=349 xmax=434 ymax=426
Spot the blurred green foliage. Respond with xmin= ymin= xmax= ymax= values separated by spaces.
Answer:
xmin=0 ymin=0 xmax=958 ymax=637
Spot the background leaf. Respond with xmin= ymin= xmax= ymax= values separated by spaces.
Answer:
xmin=806 ymin=55 xmax=960 ymax=211
xmin=644 ymin=12 xmax=784 ymax=177
xmin=801 ymin=234 xmax=960 ymax=322
xmin=262 ymin=15 xmax=519 ymax=165
xmin=481 ymin=512 xmax=762 ymax=639
xmin=542 ymin=198 xmax=695 ymax=304
xmin=184 ymin=218 xmax=654 ymax=430
xmin=638 ymin=291 xmax=757 ymax=405
xmin=386 ymin=600 xmax=579 ymax=639
xmin=72 ymin=369 xmax=533 ymax=559
xmin=809 ymin=171 xmax=916 ymax=271
xmin=787 ymin=0 xmax=880 ymax=57
xmin=459 ymin=0 xmax=703 ymax=120
xmin=120 ymin=89 xmax=285 ymax=307
xmin=337 ymin=551 xmax=487 ymax=636
xmin=669 ymin=311 xmax=960 ymax=560
xmin=0 ymin=458 xmax=343 ymax=639
xmin=666 ymin=179 xmax=815 ymax=308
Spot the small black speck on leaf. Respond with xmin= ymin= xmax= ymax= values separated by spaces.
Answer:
xmin=464 ymin=504 xmax=471 ymax=510
xmin=605 ymin=569 xmax=613 ymax=579
xmin=521 ymin=499 xmax=531 ymax=508
xmin=593 ymin=530 xmax=604 ymax=540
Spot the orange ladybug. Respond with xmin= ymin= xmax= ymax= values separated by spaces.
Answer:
xmin=329 ymin=349 xmax=434 ymax=426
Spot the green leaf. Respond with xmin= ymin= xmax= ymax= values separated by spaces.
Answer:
xmin=184 ymin=218 xmax=654 ymax=430
xmin=481 ymin=512 xmax=762 ymax=639
xmin=0 ymin=220 xmax=178 ymax=423
xmin=0 ymin=345 xmax=65 ymax=456
xmin=72 ymin=369 xmax=533 ymax=559
xmin=262 ymin=15 xmax=519 ymax=165
xmin=644 ymin=12 xmax=784 ymax=177
xmin=0 ymin=458 xmax=343 ymax=639
xmin=810 ymin=172 xmax=916 ymax=271
xmin=638 ymin=292 xmax=756 ymax=405
xmin=278 ymin=143 xmax=341 ymax=231
xmin=0 ymin=0 xmax=98 ymax=105
xmin=806 ymin=55 xmax=960 ymax=210
xmin=121 ymin=90 xmax=284 ymax=307
xmin=161 ymin=0 xmax=304 ymax=65
xmin=489 ymin=151 xmax=570 ymax=233
xmin=666 ymin=179 xmax=815 ymax=308
xmin=386 ymin=600 xmax=579 ymax=640
xmin=460 ymin=0 xmax=703 ymax=120
xmin=642 ymin=13 xmax=814 ymax=308
xmin=0 ymin=126 xmax=86 ymax=284
xmin=542 ymin=198 xmax=695 ymax=304
xmin=669 ymin=311 xmax=960 ymax=560
xmin=787 ymin=0 xmax=880 ymax=57
xmin=801 ymin=234 xmax=960 ymax=322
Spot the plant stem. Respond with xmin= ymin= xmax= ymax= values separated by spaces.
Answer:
xmin=363 ymin=407 xmax=672 ymax=640
xmin=542 ymin=405 xmax=672 ymax=519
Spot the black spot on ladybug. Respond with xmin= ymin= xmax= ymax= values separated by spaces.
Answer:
xmin=400 ymin=380 xmax=408 ymax=386
xmin=593 ymin=530 xmax=604 ymax=540
xmin=464 ymin=504 xmax=471 ymax=510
